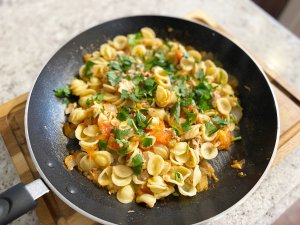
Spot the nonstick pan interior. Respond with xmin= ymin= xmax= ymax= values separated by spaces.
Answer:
xmin=26 ymin=16 xmax=279 ymax=225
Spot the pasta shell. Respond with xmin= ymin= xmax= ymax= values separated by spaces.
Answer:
xmin=131 ymin=45 xmax=147 ymax=57
xmin=98 ymin=166 xmax=112 ymax=186
xmin=181 ymin=124 xmax=201 ymax=140
xmin=155 ymin=85 xmax=169 ymax=107
xmin=141 ymin=27 xmax=156 ymax=39
xmin=117 ymin=185 xmax=135 ymax=204
xmin=111 ymin=173 xmax=132 ymax=187
xmin=154 ymin=185 xmax=175 ymax=199
xmin=68 ymin=108 xmax=89 ymax=125
xmin=132 ymin=175 xmax=146 ymax=185
xmin=79 ymin=138 xmax=99 ymax=152
xmin=93 ymin=151 xmax=114 ymax=167
xmin=153 ymin=67 xmax=171 ymax=89
xmin=147 ymin=108 xmax=166 ymax=120
xmin=113 ymin=165 xmax=133 ymax=178
xmin=83 ymin=125 xmax=98 ymax=137
xmin=175 ymin=166 xmax=191 ymax=180
xmin=174 ymin=152 xmax=190 ymax=164
xmin=192 ymin=165 xmax=202 ymax=187
xmin=75 ymin=123 xmax=88 ymax=141
xmin=136 ymin=194 xmax=156 ymax=208
xmin=200 ymin=142 xmax=218 ymax=160
xmin=163 ymin=170 xmax=184 ymax=186
xmin=79 ymin=155 xmax=98 ymax=172
xmin=180 ymin=57 xmax=195 ymax=72
xmin=185 ymin=148 xmax=200 ymax=168
xmin=188 ymin=50 xmax=202 ymax=62
xmin=147 ymin=155 xmax=164 ymax=176
xmin=171 ymin=142 xmax=188 ymax=155
xmin=70 ymin=79 xmax=88 ymax=96
xmin=113 ymin=35 xmax=127 ymax=50
xmin=153 ymin=145 xmax=169 ymax=160
xmin=100 ymin=44 xmax=116 ymax=60
xmin=160 ymin=161 xmax=171 ymax=175
xmin=178 ymin=183 xmax=197 ymax=197
xmin=216 ymin=98 xmax=232 ymax=115
xmin=147 ymin=176 xmax=168 ymax=194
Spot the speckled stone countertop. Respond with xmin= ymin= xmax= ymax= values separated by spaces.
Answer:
xmin=0 ymin=0 xmax=299 ymax=224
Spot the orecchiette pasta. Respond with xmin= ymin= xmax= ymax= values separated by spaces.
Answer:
xmin=57 ymin=27 xmax=242 ymax=208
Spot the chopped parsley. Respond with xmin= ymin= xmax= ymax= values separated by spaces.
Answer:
xmin=132 ymin=154 xmax=144 ymax=175
xmin=116 ymin=140 xmax=130 ymax=155
xmin=232 ymin=136 xmax=242 ymax=141
xmin=181 ymin=121 xmax=192 ymax=132
xmin=98 ymin=139 xmax=108 ymax=150
xmin=204 ymin=121 xmax=218 ymax=136
xmin=127 ymin=32 xmax=142 ymax=46
xmin=83 ymin=61 xmax=95 ymax=78
xmin=86 ymin=93 xmax=104 ymax=106
xmin=212 ymin=116 xmax=229 ymax=127
xmin=107 ymin=71 xmax=122 ymax=86
xmin=117 ymin=107 xmax=130 ymax=121
xmin=170 ymin=100 xmax=181 ymax=123
xmin=113 ymin=128 xmax=131 ymax=140
xmin=142 ymin=137 xmax=154 ymax=148
xmin=144 ymin=51 xmax=176 ymax=72
xmin=194 ymin=70 xmax=213 ymax=112
xmin=174 ymin=171 xmax=182 ymax=182
xmin=53 ymin=85 xmax=71 ymax=98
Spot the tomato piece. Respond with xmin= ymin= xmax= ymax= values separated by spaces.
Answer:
xmin=108 ymin=137 xmax=120 ymax=150
xmin=97 ymin=121 xmax=113 ymax=140
xmin=175 ymin=50 xmax=183 ymax=62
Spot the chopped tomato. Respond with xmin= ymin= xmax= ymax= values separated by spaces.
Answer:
xmin=149 ymin=120 xmax=172 ymax=145
xmin=175 ymin=50 xmax=183 ymax=62
xmin=108 ymin=137 xmax=120 ymax=151
xmin=97 ymin=121 xmax=113 ymax=140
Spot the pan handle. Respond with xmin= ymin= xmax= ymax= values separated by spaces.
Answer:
xmin=0 ymin=179 xmax=49 ymax=225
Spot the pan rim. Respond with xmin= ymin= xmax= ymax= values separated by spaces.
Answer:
xmin=24 ymin=14 xmax=280 ymax=225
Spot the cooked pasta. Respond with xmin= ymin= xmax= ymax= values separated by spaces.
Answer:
xmin=55 ymin=27 xmax=243 ymax=208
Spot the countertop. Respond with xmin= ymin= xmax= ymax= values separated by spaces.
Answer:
xmin=0 ymin=0 xmax=300 ymax=224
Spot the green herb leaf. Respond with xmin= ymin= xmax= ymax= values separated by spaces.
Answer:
xmin=183 ymin=108 xmax=197 ymax=123
xmin=109 ymin=61 xmax=122 ymax=71
xmin=181 ymin=121 xmax=192 ymax=132
xmin=121 ymin=90 xmax=129 ymax=100
xmin=170 ymin=100 xmax=181 ymax=123
xmin=232 ymin=136 xmax=242 ymax=141
xmin=142 ymin=137 xmax=154 ymax=148
xmin=117 ymin=107 xmax=130 ymax=121
xmin=118 ymin=55 xmax=136 ymax=71
xmin=136 ymin=110 xmax=148 ymax=129
xmin=132 ymin=154 xmax=144 ymax=175
xmin=107 ymin=71 xmax=122 ymax=86
xmin=116 ymin=140 xmax=130 ymax=155
xmin=204 ymin=121 xmax=218 ymax=136
xmin=212 ymin=116 xmax=229 ymax=127
xmin=86 ymin=93 xmax=104 ymax=106
xmin=83 ymin=61 xmax=95 ymax=78
xmin=98 ymin=139 xmax=108 ymax=150
xmin=174 ymin=171 xmax=182 ymax=182
xmin=113 ymin=128 xmax=131 ymax=140
xmin=127 ymin=32 xmax=142 ymax=46
xmin=53 ymin=85 xmax=71 ymax=98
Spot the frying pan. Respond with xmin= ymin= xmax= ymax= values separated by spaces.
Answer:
xmin=0 ymin=15 xmax=279 ymax=225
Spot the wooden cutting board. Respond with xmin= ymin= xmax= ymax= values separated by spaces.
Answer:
xmin=0 ymin=11 xmax=300 ymax=225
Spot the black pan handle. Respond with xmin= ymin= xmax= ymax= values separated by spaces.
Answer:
xmin=0 ymin=179 xmax=49 ymax=225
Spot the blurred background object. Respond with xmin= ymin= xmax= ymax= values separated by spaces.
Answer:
xmin=253 ymin=0 xmax=300 ymax=37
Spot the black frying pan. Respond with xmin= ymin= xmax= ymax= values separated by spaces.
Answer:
xmin=0 ymin=16 xmax=279 ymax=225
